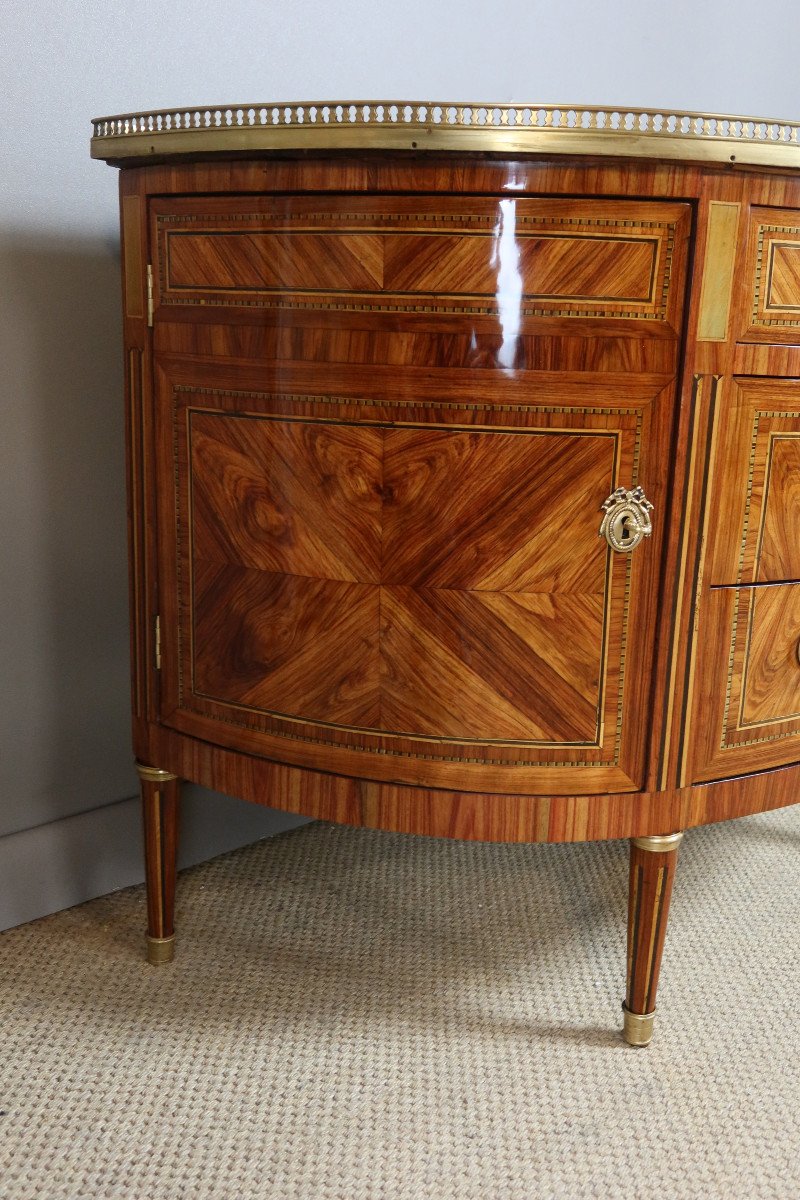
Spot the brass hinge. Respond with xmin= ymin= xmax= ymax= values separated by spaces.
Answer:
xmin=146 ymin=263 xmax=154 ymax=327
xmin=154 ymin=614 xmax=161 ymax=670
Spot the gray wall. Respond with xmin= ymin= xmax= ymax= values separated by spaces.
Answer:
xmin=3 ymin=0 xmax=800 ymax=929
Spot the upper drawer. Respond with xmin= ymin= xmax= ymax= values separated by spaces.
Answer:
xmin=150 ymin=194 xmax=690 ymax=334
xmin=708 ymin=378 xmax=800 ymax=585
xmin=738 ymin=206 xmax=800 ymax=344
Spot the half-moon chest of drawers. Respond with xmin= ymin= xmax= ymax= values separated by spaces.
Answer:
xmin=93 ymin=102 xmax=800 ymax=1044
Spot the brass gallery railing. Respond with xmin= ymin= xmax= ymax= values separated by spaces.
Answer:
xmin=91 ymin=101 xmax=800 ymax=168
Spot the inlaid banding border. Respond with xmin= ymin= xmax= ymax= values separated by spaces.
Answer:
xmin=155 ymin=208 xmax=677 ymax=322
xmin=751 ymin=225 xmax=800 ymax=328
xmin=166 ymin=384 xmax=645 ymax=768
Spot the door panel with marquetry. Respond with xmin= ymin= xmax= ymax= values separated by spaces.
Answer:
xmin=153 ymin=360 xmax=674 ymax=794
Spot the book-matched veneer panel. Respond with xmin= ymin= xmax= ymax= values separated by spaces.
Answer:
xmin=153 ymin=358 xmax=675 ymax=794
xmin=151 ymin=194 xmax=690 ymax=333
xmin=738 ymin=586 xmax=800 ymax=726
xmin=706 ymin=379 xmax=800 ymax=586
xmin=190 ymin=411 xmax=384 ymax=582
xmin=686 ymin=583 xmax=800 ymax=783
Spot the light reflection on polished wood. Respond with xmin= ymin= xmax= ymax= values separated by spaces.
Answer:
xmin=152 ymin=195 xmax=688 ymax=329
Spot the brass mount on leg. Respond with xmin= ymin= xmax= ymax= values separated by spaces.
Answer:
xmin=135 ymin=762 xmax=178 ymax=784
xmin=632 ymin=831 xmax=684 ymax=853
xmin=622 ymin=1004 xmax=657 ymax=1047
xmin=622 ymin=830 xmax=684 ymax=1046
xmin=146 ymin=934 xmax=176 ymax=965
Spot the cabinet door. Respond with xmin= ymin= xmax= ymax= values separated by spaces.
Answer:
xmin=148 ymin=191 xmax=689 ymax=795
xmin=152 ymin=359 xmax=673 ymax=795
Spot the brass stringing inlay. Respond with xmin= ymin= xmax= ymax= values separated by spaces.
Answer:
xmin=170 ymin=385 xmax=642 ymax=767
xmin=91 ymin=102 xmax=800 ymax=170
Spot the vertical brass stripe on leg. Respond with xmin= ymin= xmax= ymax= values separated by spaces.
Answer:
xmin=643 ymin=865 xmax=666 ymax=1012
xmin=156 ymin=787 xmax=167 ymax=938
xmin=627 ymin=863 xmax=644 ymax=1009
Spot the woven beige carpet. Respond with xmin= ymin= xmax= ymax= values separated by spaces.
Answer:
xmin=2 ymin=810 xmax=800 ymax=1199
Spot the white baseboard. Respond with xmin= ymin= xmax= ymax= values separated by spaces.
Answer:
xmin=0 ymin=786 xmax=308 ymax=931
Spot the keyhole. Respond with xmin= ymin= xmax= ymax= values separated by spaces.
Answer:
xmin=610 ymin=510 xmax=636 ymax=548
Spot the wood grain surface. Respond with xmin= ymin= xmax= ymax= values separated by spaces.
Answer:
xmin=114 ymin=153 xmax=800 ymax=842
xmin=155 ymin=361 xmax=668 ymax=792
xmin=626 ymin=839 xmax=681 ymax=1017
xmin=152 ymin=194 xmax=689 ymax=328
xmin=738 ymin=206 xmax=800 ymax=342
xmin=706 ymin=379 xmax=800 ymax=586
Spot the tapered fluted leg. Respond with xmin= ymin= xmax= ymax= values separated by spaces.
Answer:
xmin=623 ymin=831 xmax=684 ymax=1046
xmin=136 ymin=762 xmax=180 ymax=965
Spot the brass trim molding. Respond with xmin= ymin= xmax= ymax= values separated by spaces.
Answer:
xmin=91 ymin=101 xmax=800 ymax=169
xmin=632 ymin=832 xmax=684 ymax=853
xmin=622 ymin=1004 xmax=656 ymax=1046
xmin=135 ymin=762 xmax=178 ymax=784
xmin=146 ymin=934 xmax=176 ymax=965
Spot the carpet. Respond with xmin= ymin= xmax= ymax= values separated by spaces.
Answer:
xmin=2 ymin=810 xmax=799 ymax=1198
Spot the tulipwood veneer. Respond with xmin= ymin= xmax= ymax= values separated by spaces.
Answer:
xmin=93 ymin=102 xmax=800 ymax=1045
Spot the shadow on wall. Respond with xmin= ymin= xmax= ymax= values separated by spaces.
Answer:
xmin=0 ymin=229 xmax=133 ymax=839
xmin=0 ymin=228 xmax=307 ymax=926
xmin=0 ymin=230 xmax=307 ymax=849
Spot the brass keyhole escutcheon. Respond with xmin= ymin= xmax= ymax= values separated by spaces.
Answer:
xmin=599 ymin=486 xmax=654 ymax=554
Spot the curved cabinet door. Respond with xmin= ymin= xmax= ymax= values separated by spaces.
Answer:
xmin=152 ymin=360 xmax=674 ymax=795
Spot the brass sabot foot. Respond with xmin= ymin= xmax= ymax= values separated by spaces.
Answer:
xmin=146 ymin=934 xmax=175 ymax=965
xmin=622 ymin=1003 xmax=656 ymax=1047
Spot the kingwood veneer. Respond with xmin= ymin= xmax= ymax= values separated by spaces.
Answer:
xmin=92 ymin=102 xmax=800 ymax=1045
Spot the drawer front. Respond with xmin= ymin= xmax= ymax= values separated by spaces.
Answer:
xmin=152 ymin=360 xmax=674 ymax=794
xmin=738 ymin=206 xmax=800 ymax=343
xmin=685 ymin=583 xmax=800 ymax=783
xmin=707 ymin=379 xmax=800 ymax=586
xmin=151 ymin=195 xmax=690 ymax=333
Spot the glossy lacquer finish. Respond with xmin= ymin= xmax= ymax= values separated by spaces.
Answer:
xmin=151 ymin=192 xmax=689 ymax=795
xmin=106 ymin=140 xmax=800 ymax=1040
